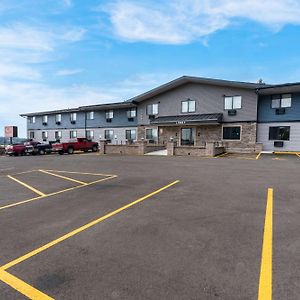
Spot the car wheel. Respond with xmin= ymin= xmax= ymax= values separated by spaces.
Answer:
xmin=67 ymin=147 xmax=74 ymax=154
xmin=39 ymin=149 xmax=45 ymax=155
xmin=58 ymin=150 xmax=64 ymax=155
xmin=92 ymin=145 xmax=98 ymax=152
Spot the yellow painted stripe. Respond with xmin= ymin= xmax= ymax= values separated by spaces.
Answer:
xmin=0 ymin=269 xmax=53 ymax=299
xmin=39 ymin=169 xmax=87 ymax=185
xmin=7 ymin=175 xmax=46 ymax=197
xmin=43 ymin=169 xmax=115 ymax=177
xmin=1 ymin=180 xmax=179 ymax=270
xmin=215 ymin=152 xmax=228 ymax=158
xmin=256 ymin=152 xmax=262 ymax=160
xmin=296 ymin=153 xmax=300 ymax=158
xmin=258 ymin=188 xmax=273 ymax=300
xmin=0 ymin=175 xmax=117 ymax=211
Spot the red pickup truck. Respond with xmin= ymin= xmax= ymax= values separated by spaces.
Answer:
xmin=5 ymin=144 xmax=26 ymax=156
xmin=52 ymin=138 xmax=98 ymax=155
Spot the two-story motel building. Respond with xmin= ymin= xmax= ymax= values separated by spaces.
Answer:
xmin=21 ymin=76 xmax=300 ymax=153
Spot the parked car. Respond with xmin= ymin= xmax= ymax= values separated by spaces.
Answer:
xmin=5 ymin=144 xmax=26 ymax=156
xmin=24 ymin=140 xmax=54 ymax=155
xmin=52 ymin=138 xmax=99 ymax=155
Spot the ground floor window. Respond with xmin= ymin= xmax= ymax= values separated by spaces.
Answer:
xmin=146 ymin=128 xmax=158 ymax=141
xmin=86 ymin=130 xmax=94 ymax=140
xmin=42 ymin=131 xmax=48 ymax=141
xmin=126 ymin=129 xmax=136 ymax=140
xmin=70 ymin=130 xmax=77 ymax=139
xmin=223 ymin=126 xmax=241 ymax=140
xmin=269 ymin=126 xmax=290 ymax=141
xmin=181 ymin=128 xmax=194 ymax=145
xmin=105 ymin=130 xmax=114 ymax=141
xmin=29 ymin=131 xmax=35 ymax=139
xmin=55 ymin=131 xmax=62 ymax=140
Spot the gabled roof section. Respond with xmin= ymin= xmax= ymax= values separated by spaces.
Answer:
xmin=127 ymin=76 xmax=269 ymax=103
xmin=257 ymin=82 xmax=300 ymax=95
xmin=20 ymin=107 xmax=80 ymax=117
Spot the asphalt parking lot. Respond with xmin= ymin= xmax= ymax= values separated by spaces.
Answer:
xmin=0 ymin=153 xmax=299 ymax=299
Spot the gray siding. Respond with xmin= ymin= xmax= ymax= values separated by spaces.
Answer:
xmin=257 ymin=122 xmax=300 ymax=151
xmin=258 ymin=93 xmax=300 ymax=122
xmin=137 ymin=82 xmax=258 ymax=125
xmin=27 ymin=109 xmax=137 ymax=131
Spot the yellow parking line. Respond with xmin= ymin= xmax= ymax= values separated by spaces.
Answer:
xmin=0 ymin=269 xmax=53 ymax=299
xmin=296 ymin=153 xmax=300 ymax=158
xmin=0 ymin=175 xmax=117 ymax=211
xmin=7 ymin=175 xmax=46 ymax=197
xmin=39 ymin=169 xmax=87 ymax=185
xmin=1 ymin=180 xmax=179 ymax=270
xmin=43 ymin=169 xmax=115 ymax=177
xmin=258 ymin=188 xmax=273 ymax=300
xmin=256 ymin=152 xmax=262 ymax=160
xmin=215 ymin=152 xmax=228 ymax=158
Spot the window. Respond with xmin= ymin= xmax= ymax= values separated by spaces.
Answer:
xmin=181 ymin=128 xmax=194 ymax=145
xmin=29 ymin=132 xmax=35 ymax=139
xmin=223 ymin=126 xmax=241 ymax=140
xmin=42 ymin=115 xmax=48 ymax=124
xmin=55 ymin=131 xmax=62 ymax=140
xmin=181 ymin=99 xmax=196 ymax=113
xmin=70 ymin=130 xmax=77 ymax=139
xmin=106 ymin=110 xmax=113 ymax=119
xmin=146 ymin=128 xmax=158 ymax=140
xmin=147 ymin=103 xmax=158 ymax=115
xmin=29 ymin=116 xmax=35 ymax=124
xmin=271 ymin=94 xmax=292 ymax=108
xmin=42 ymin=131 xmax=48 ymax=140
xmin=86 ymin=130 xmax=94 ymax=139
xmin=127 ymin=108 xmax=136 ymax=118
xmin=126 ymin=129 xmax=136 ymax=140
xmin=55 ymin=114 xmax=61 ymax=123
xmin=87 ymin=111 xmax=94 ymax=120
xmin=70 ymin=113 xmax=77 ymax=122
xmin=224 ymin=96 xmax=242 ymax=110
xmin=269 ymin=126 xmax=290 ymax=141
xmin=105 ymin=130 xmax=113 ymax=140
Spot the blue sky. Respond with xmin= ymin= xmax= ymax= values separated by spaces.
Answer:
xmin=1 ymin=0 xmax=300 ymax=137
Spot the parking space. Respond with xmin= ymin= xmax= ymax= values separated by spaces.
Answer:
xmin=0 ymin=154 xmax=299 ymax=299
xmin=258 ymin=153 xmax=300 ymax=162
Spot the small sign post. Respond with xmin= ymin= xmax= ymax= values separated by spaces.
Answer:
xmin=4 ymin=126 xmax=18 ymax=144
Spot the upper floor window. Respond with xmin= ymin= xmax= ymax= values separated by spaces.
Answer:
xmin=42 ymin=115 xmax=48 ymax=125
xmin=127 ymin=108 xmax=136 ymax=118
xmin=181 ymin=99 xmax=196 ymax=113
xmin=269 ymin=126 xmax=290 ymax=141
xmin=271 ymin=94 xmax=292 ymax=108
xmin=224 ymin=96 xmax=242 ymax=110
xmin=87 ymin=111 xmax=94 ymax=120
xmin=29 ymin=116 xmax=35 ymax=124
xmin=70 ymin=113 xmax=77 ymax=123
xmin=86 ymin=130 xmax=94 ymax=140
xmin=147 ymin=103 xmax=158 ymax=115
xmin=55 ymin=114 xmax=61 ymax=124
xmin=126 ymin=129 xmax=136 ymax=140
xmin=106 ymin=110 xmax=113 ymax=120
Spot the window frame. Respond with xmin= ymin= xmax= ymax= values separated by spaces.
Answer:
xmin=55 ymin=131 xmax=62 ymax=140
xmin=271 ymin=94 xmax=292 ymax=109
xmin=106 ymin=110 xmax=114 ymax=119
xmin=222 ymin=125 xmax=242 ymax=141
xmin=224 ymin=95 xmax=242 ymax=110
xmin=86 ymin=130 xmax=94 ymax=139
xmin=181 ymin=99 xmax=196 ymax=113
xmin=127 ymin=108 xmax=137 ymax=118
xmin=87 ymin=111 xmax=94 ymax=120
xmin=42 ymin=131 xmax=48 ymax=140
xmin=125 ymin=129 xmax=136 ymax=140
xmin=55 ymin=114 xmax=62 ymax=123
xmin=70 ymin=130 xmax=77 ymax=139
xmin=268 ymin=126 xmax=290 ymax=141
xmin=104 ymin=129 xmax=114 ymax=140
xmin=29 ymin=131 xmax=35 ymax=139
xmin=70 ymin=113 xmax=77 ymax=122
xmin=145 ymin=128 xmax=158 ymax=140
xmin=29 ymin=116 xmax=36 ymax=124
xmin=147 ymin=103 xmax=159 ymax=115
xmin=42 ymin=115 xmax=48 ymax=123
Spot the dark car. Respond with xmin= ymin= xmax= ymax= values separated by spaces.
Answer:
xmin=24 ymin=140 xmax=54 ymax=155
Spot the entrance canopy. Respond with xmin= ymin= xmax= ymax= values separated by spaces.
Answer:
xmin=150 ymin=113 xmax=223 ymax=126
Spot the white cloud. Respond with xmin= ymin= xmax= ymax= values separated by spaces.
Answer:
xmin=55 ymin=69 xmax=83 ymax=76
xmin=104 ymin=0 xmax=300 ymax=44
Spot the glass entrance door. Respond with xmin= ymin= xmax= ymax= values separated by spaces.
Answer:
xmin=181 ymin=128 xmax=194 ymax=145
